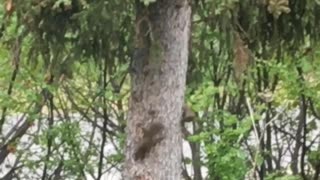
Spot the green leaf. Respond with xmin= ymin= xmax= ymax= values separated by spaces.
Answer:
xmin=141 ymin=0 xmax=157 ymax=6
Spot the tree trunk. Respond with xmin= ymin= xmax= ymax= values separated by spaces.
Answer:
xmin=123 ymin=0 xmax=191 ymax=180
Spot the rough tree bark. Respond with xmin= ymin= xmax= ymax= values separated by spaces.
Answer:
xmin=123 ymin=0 xmax=191 ymax=179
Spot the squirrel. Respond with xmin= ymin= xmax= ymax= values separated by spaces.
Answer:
xmin=181 ymin=104 xmax=196 ymax=138
xmin=134 ymin=122 xmax=165 ymax=161
xmin=182 ymin=104 xmax=195 ymax=123
xmin=133 ymin=104 xmax=195 ymax=161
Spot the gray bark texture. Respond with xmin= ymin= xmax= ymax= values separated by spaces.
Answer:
xmin=123 ymin=0 xmax=191 ymax=179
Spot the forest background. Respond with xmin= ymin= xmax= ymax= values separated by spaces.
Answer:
xmin=0 ymin=0 xmax=320 ymax=180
